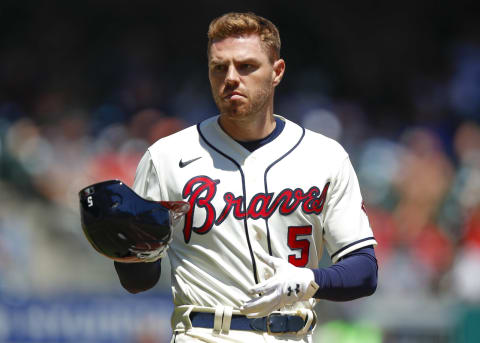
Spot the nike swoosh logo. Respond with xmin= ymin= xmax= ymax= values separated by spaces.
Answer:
xmin=179 ymin=156 xmax=202 ymax=168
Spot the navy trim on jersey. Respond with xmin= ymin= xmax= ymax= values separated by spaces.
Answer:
xmin=236 ymin=117 xmax=286 ymax=152
xmin=330 ymin=237 xmax=376 ymax=260
xmin=264 ymin=127 xmax=306 ymax=255
xmin=196 ymin=123 xmax=259 ymax=284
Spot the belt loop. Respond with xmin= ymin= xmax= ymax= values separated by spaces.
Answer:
xmin=181 ymin=305 xmax=195 ymax=330
xmin=221 ymin=306 xmax=233 ymax=334
xmin=296 ymin=309 xmax=316 ymax=336
xmin=213 ymin=306 xmax=223 ymax=333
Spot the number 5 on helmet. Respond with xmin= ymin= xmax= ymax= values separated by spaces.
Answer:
xmin=78 ymin=180 xmax=190 ymax=263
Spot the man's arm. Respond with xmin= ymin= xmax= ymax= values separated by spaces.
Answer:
xmin=312 ymin=246 xmax=378 ymax=301
xmin=114 ymin=260 xmax=162 ymax=294
xmin=241 ymin=246 xmax=377 ymax=317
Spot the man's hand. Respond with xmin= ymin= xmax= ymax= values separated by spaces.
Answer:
xmin=128 ymin=244 xmax=169 ymax=263
xmin=240 ymin=249 xmax=319 ymax=318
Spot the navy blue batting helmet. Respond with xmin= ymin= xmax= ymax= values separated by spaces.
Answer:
xmin=79 ymin=180 xmax=189 ymax=262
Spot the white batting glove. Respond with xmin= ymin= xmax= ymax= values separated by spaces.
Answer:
xmin=240 ymin=249 xmax=319 ymax=318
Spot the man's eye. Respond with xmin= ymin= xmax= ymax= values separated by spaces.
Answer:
xmin=214 ymin=65 xmax=226 ymax=72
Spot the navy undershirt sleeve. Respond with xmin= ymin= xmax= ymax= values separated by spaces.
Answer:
xmin=312 ymin=246 xmax=378 ymax=301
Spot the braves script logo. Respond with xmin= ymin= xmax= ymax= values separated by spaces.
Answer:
xmin=181 ymin=175 xmax=330 ymax=243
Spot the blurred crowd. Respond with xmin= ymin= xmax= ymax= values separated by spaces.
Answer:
xmin=1 ymin=2 xmax=480 ymax=341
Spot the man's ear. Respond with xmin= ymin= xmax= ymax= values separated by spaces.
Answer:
xmin=272 ymin=59 xmax=285 ymax=87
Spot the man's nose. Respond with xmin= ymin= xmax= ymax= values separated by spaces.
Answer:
xmin=225 ymin=66 xmax=240 ymax=86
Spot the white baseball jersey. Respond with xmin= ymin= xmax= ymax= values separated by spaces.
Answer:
xmin=133 ymin=114 xmax=376 ymax=314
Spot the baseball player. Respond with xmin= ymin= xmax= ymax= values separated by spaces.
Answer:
xmin=114 ymin=12 xmax=378 ymax=342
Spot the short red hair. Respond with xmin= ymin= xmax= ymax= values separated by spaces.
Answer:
xmin=207 ymin=12 xmax=281 ymax=62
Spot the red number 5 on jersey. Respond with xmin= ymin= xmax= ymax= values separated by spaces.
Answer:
xmin=287 ymin=225 xmax=312 ymax=267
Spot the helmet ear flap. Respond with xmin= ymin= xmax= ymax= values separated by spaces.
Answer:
xmin=78 ymin=180 xmax=189 ymax=262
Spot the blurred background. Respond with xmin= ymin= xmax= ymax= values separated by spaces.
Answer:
xmin=1 ymin=1 xmax=480 ymax=342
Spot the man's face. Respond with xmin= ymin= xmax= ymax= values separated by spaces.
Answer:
xmin=208 ymin=34 xmax=283 ymax=121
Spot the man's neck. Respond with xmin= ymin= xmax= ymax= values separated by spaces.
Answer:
xmin=218 ymin=111 xmax=276 ymax=142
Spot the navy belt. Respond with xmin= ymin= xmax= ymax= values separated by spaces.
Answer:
xmin=190 ymin=312 xmax=314 ymax=334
